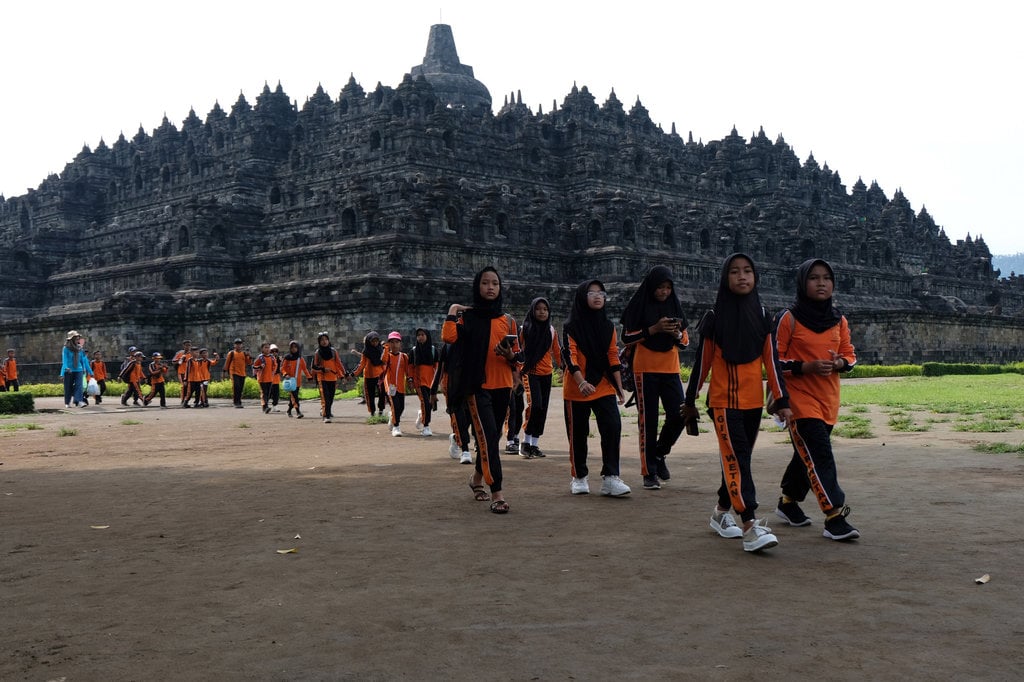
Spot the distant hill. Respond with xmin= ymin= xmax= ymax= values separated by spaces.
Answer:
xmin=992 ymin=253 xmax=1024 ymax=278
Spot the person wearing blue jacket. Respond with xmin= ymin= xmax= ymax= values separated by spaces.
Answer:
xmin=60 ymin=330 xmax=93 ymax=408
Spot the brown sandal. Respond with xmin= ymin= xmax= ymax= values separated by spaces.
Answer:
xmin=489 ymin=499 xmax=510 ymax=514
xmin=468 ymin=480 xmax=490 ymax=502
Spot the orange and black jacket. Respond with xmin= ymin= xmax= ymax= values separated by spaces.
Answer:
xmin=775 ymin=309 xmax=856 ymax=424
xmin=188 ymin=358 xmax=214 ymax=382
xmin=685 ymin=325 xmax=788 ymax=412
xmin=561 ymin=329 xmax=622 ymax=402
xmin=311 ymin=349 xmax=345 ymax=382
xmin=441 ymin=314 xmax=519 ymax=391
xmin=223 ymin=350 xmax=252 ymax=378
xmin=148 ymin=362 xmax=168 ymax=384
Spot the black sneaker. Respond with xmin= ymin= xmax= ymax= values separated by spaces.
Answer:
xmin=519 ymin=444 xmax=535 ymax=459
xmin=775 ymin=497 xmax=812 ymax=527
xmin=655 ymin=457 xmax=671 ymax=481
xmin=532 ymin=446 xmax=545 ymax=458
xmin=642 ymin=475 xmax=661 ymax=490
xmin=823 ymin=512 xmax=860 ymax=541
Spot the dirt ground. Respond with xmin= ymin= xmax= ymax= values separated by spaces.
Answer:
xmin=3 ymin=384 xmax=1023 ymax=681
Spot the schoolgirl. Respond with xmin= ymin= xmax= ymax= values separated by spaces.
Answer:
xmin=311 ymin=331 xmax=345 ymax=424
xmin=519 ymin=297 xmax=562 ymax=458
xmin=621 ymin=265 xmax=690 ymax=489
xmin=353 ymin=332 xmax=387 ymax=417
xmin=253 ymin=342 xmax=281 ymax=414
xmin=562 ymin=280 xmax=631 ymax=497
xmin=433 ymin=341 xmax=474 ymax=464
xmin=281 ymin=340 xmax=313 ymax=419
xmin=442 ymin=266 xmax=519 ymax=514
xmin=410 ymin=328 xmax=439 ymax=437
xmin=683 ymin=253 xmax=792 ymax=552
xmin=773 ymin=258 xmax=860 ymax=541
xmin=383 ymin=331 xmax=411 ymax=437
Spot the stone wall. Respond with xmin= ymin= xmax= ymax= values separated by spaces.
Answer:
xmin=7 ymin=277 xmax=1023 ymax=384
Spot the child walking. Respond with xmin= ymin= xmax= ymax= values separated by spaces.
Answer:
xmin=434 ymin=341 xmax=474 ymax=464
xmin=281 ymin=341 xmax=312 ymax=418
xmin=442 ymin=266 xmax=519 ymax=514
xmin=185 ymin=348 xmax=218 ymax=407
xmin=562 ymin=280 xmax=631 ymax=497
xmin=621 ymin=265 xmax=690 ymax=489
xmin=683 ymin=253 xmax=792 ymax=553
xmin=143 ymin=352 xmax=169 ymax=407
xmin=353 ymin=332 xmax=387 ymax=417
xmin=311 ymin=331 xmax=345 ymax=423
xmin=253 ymin=342 xmax=281 ymax=414
xmin=2 ymin=349 xmax=19 ymax=392
xmin=383 ymin=331 xmax=412 ymax=437
xmin=91 ymin=351 xmax=108 ymax=403
xmin=409 ymin=328 xmax=438 ymax=436
xmin=773 ymin=258 xmax=860 ymax=541
xmin=519 ymin=297 xmax=561 ymax=458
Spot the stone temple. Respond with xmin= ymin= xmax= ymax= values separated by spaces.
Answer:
xmin=1 ymin=24 xmax=1021 ymax=378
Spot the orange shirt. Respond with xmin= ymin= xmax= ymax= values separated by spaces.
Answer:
xmin=3 ymin=357 xmax=17 ymax=380
xmin=355 ymin=353 xmax=385 ymax=379
xmin=311 ymin=349 xmax=344 ymax=382
xmin=689 ymin=334 xmax=787 ymax=410
xmin=172 ymin=350 xmax=192 ymax=377
xmin=125 ymin=362 xmax=145 ymax=385
xmin=442 ymin=314 xmax=518 ymax=390
xmin=523 ymin=326 xmax=561 ymax=377
xmin=384 ymin=351 xmax=411 ymax=392
xmin=631 ymin=329 xmax=689 ymax=374
xmin=253 ymin=353 xmax=280 ymax=383
xmin=775 ymin=310 xmax=856 ymax=424
xmin=92 ymin=361 xmax=108 ymax=381
xmin=281 ymin=356 xmax=312 ymax=388
xmin=223 ymin=350 xmax=251 ymax=377
xmin=188 ymin=357 xmax=214 ymax=382
xmin=148 ymin=362 xmax=168 ymax=384
xmin=561 ymin=329 xmax=621 ymax=402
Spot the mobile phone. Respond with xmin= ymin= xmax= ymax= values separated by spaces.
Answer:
xmin=503 ymin=334 xmax=517 ymax=347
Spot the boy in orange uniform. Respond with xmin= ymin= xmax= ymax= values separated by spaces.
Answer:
xmin=144 ymin=352 xmax=169 ymax=407
xmin=253 ymin=342 xmax=281 ymax=414
xmin=773 ymin=258 xmax=860 ymax=541
xmin=223 ymin=338 xmax=252 ymax=408
xmin=172 ymin=340 xmax=193 ymax=404
xmin=186 ymin=348 xmax=218 ymax=407
xmin=90 ymin=350 xmax=108 ymax=403
xmin=119 ymin=351 xmax=147 ymax=406
xmin=383 ymin=331 xmax=412 ymax=437
xmin=1 ymin=348 xmax=17 ymax=391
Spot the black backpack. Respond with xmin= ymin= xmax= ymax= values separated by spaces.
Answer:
xmin=618 ymin=344 xmax=637 ymax=407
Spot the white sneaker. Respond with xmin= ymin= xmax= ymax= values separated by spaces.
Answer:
xmin=448 ymin=434 xmax=461 ymax=459
xmin=415 ymin=411 xmax=423 ymax=431
xmin=323 ymin=417 xmax=331 ymax=424
xmin=391 ymin=425 xmax=402 ymax=437
xmin=742 ymin=519 xmax=779 ymax=552
xmin=600 ymin=475 xmax=631 ymax=497
xmin=570 ymin=477 xmax=590 ymax=495
xmin=710 ymin=507 xmax=744 ymax=538
xmin=421 ymin=426 xmax=433 ymax=437
xmin=459 ymin=452 xmax=472 ymax=464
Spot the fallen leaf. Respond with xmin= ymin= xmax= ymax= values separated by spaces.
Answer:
xmin=90 ymin=525 xmax=110 ymax=529
xmin=975 ymin=574 xmax=990 ymax=584
xmin=276 ymin=548 xmax=298 ymax=554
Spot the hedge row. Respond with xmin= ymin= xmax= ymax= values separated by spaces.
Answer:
xmin=0 ymin=392 xmax=35 ymax=414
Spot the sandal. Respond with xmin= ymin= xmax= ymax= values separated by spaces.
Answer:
xmin=489 ymin=499 xmax=510 ymax=514
xmin=468 ymin=479 xmax=490 ymax=502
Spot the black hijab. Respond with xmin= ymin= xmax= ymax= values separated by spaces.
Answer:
xmin=317 ymin=332 xmax=335 ymax=361
xmin=620 ymin=265 xmax=688 ymax=352
xmin=285 ymin=341 xmax=303 ymax=361
xmin=564 ymin=280 xmax=615 ymax=385
xmin=521 ymin=297 xmax=553 ymax=374
xmin=698 ymin=253 xmax=770 ymax=364
xmin=459 ymin=266 xmax=505 ymax=393
xmin=362 ymin=331 xmax=384 ymax=366
xmin=410 ymin=328 xmax=437 ymax=365
xmin=789 ymin=259 xmax=843 ymax=333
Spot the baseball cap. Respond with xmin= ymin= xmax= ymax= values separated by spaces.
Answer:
xmin=387 ymin=331 xmax=402 ymax=341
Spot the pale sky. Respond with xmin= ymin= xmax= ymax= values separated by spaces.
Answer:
xmin=2 ymin=1 xmax=1021 ymax=254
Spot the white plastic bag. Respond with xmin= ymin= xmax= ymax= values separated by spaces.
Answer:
xmin=86 ymin=377 xmax=100 ymax=396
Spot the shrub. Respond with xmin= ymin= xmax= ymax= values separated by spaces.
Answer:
xmin=0 ymin=392 xmax=35 ymax=414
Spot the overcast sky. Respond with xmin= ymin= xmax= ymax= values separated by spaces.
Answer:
xmin=2 ymin=1 xmax=1020 ymax=254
